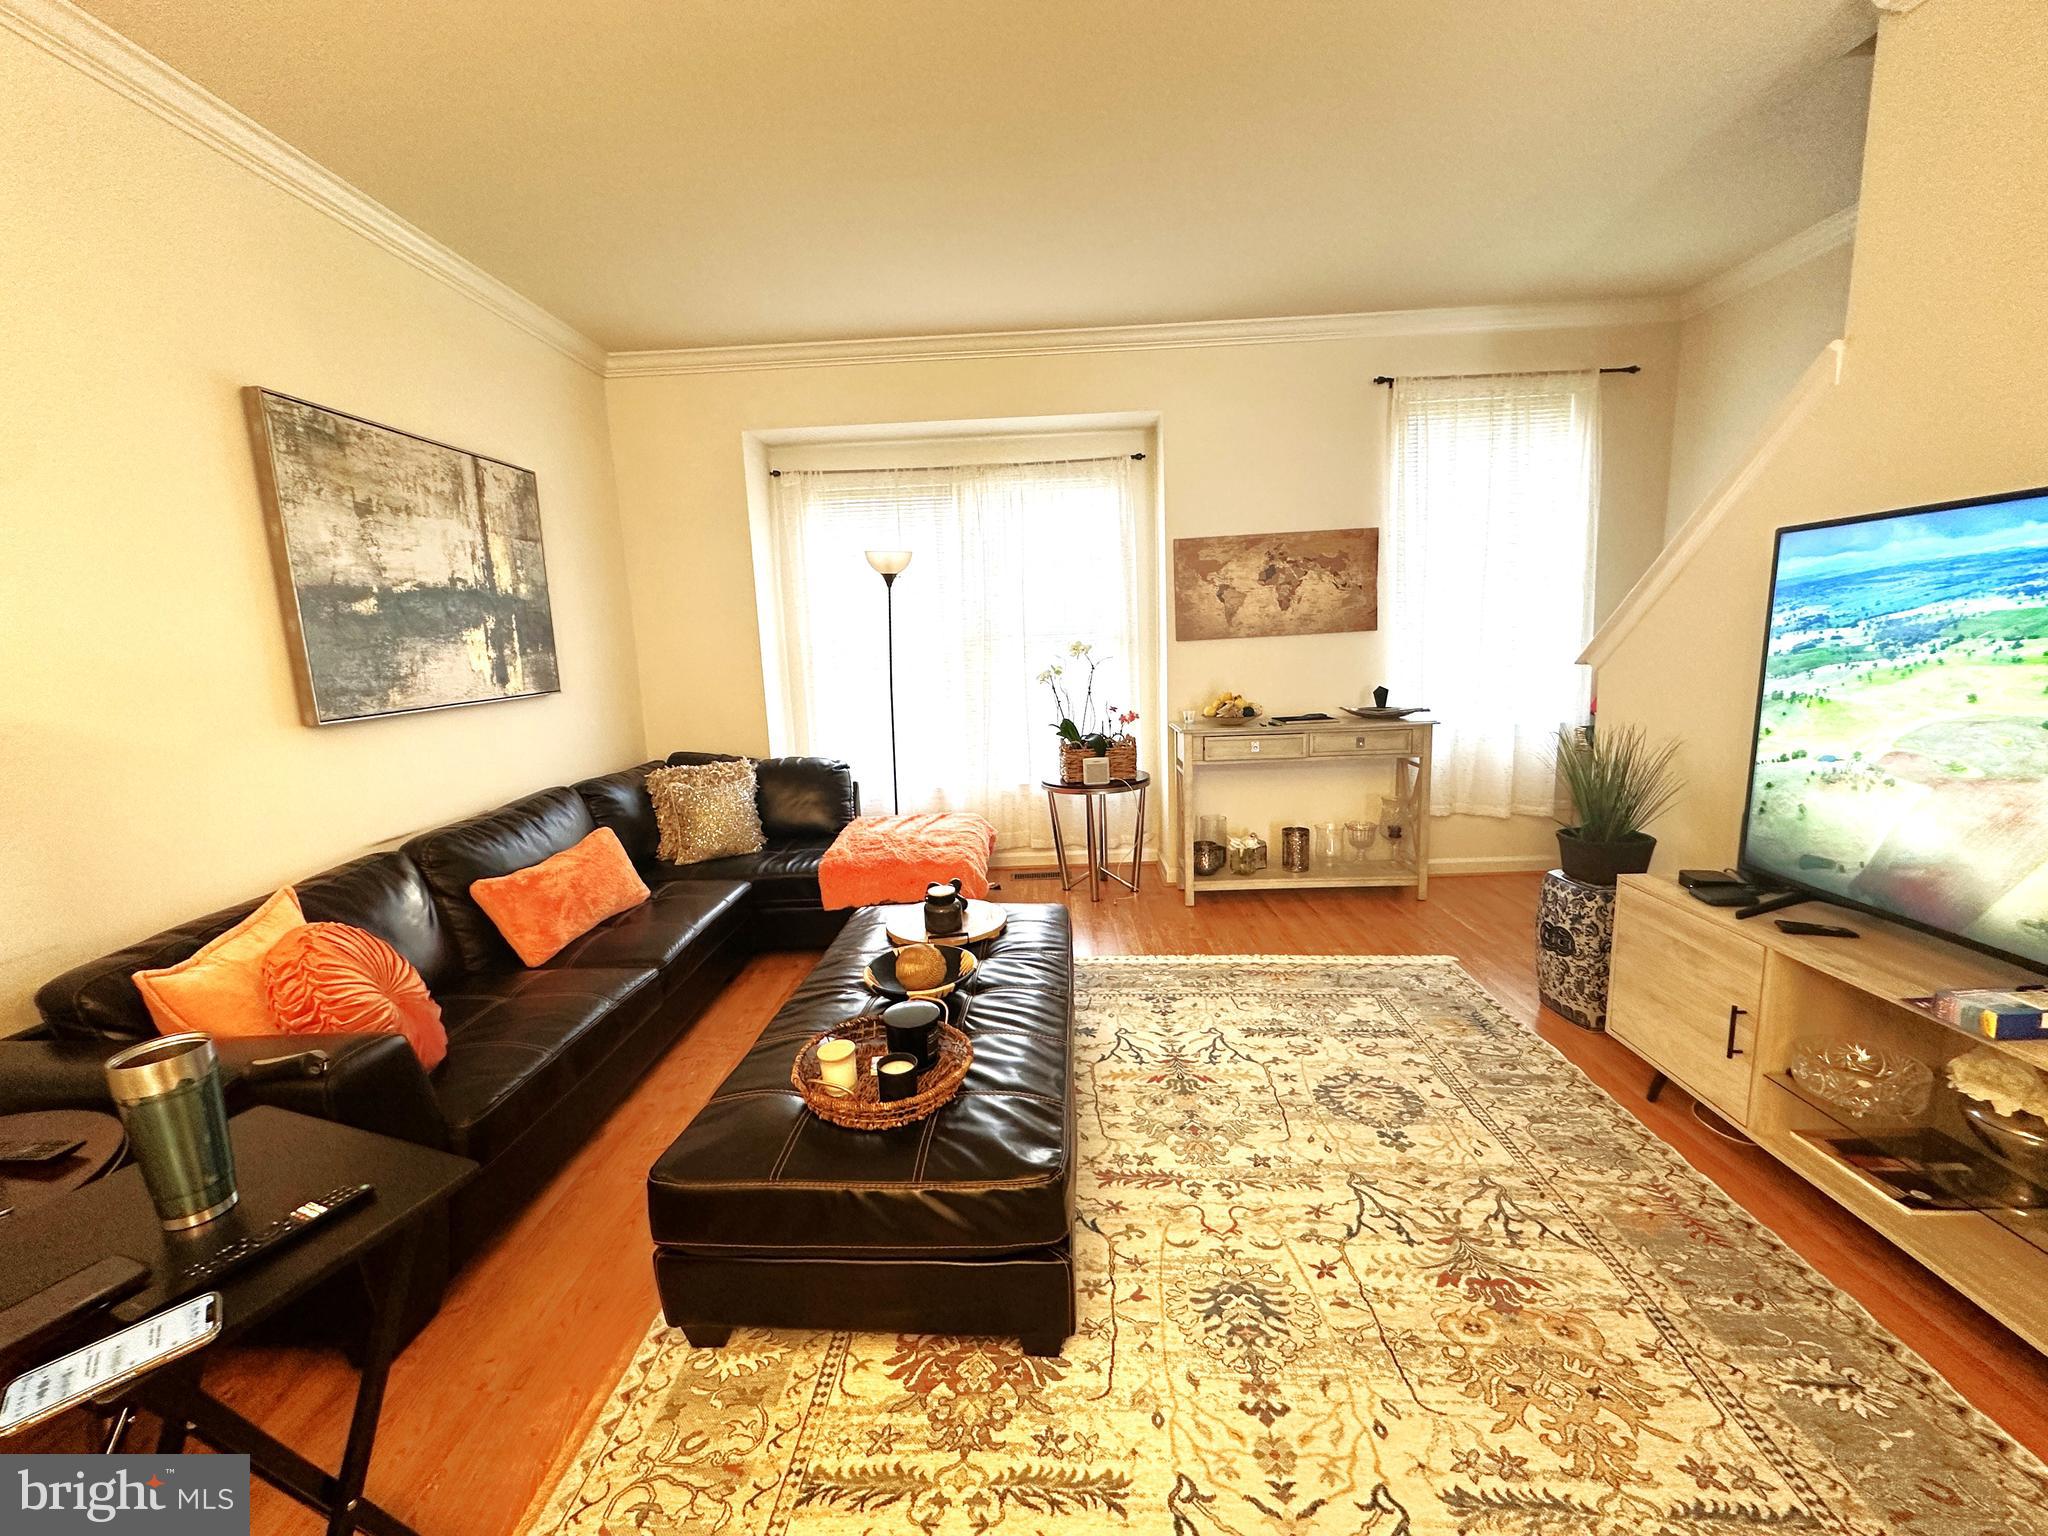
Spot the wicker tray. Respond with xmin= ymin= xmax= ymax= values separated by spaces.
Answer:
xmin=792 ymin=1015 xmax=974 ymax=1130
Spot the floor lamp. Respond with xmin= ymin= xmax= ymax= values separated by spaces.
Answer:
xmin=864 ymin=549 xmax=912 ymax=813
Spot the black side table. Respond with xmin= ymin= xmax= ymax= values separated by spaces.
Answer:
xmin=0 ymin=1105 xmax=473 ymax=1536
xmin=0 ymin=1108 xmax=125 ymax=1218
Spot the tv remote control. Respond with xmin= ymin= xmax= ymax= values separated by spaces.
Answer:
xmin=1776 ymin=920 xmax=1861 ymax=938
xmin=111 ymin=1183 xmax=374 ymax=1322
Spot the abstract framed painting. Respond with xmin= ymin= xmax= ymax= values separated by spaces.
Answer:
xmin=1172 ymin=526 xmax=1379 ymax=640
xmin=248 ymin=389 xmax=561 ymax=725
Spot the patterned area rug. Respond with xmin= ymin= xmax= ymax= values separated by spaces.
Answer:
xmin=526 ymin=956 xmax=2048 ymax=1534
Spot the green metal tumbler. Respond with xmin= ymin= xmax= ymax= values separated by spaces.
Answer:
xmin=104 ymin=1032 xmax=238 ymax=1230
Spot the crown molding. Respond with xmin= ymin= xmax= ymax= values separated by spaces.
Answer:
xmin=1677 ymin=205 xmax=1859 ymax=320
xmin=604 ymin=296 xmax=1682 ymax=378
xmin=2 ymin=0 xmax=606 ymax=373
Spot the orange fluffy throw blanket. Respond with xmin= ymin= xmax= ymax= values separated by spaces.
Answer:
xmin=817 ymin=813 xmax=998 ymax=909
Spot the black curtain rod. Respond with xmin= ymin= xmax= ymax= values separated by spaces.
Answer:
xmin=769 ymin=452 xmax=1143 ymax=477
xmin=1372 ymin=365 xmax=1639 ymax=386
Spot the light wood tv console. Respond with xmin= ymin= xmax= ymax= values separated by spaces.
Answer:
xmin=1608 ymin=874 xmax=2048 ymax=1352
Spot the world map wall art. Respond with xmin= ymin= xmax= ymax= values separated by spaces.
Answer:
xmin=250 ymin=389 xmax=560 ymax=725
xmin=1171 ymin=526 xmax=1379 ymax=640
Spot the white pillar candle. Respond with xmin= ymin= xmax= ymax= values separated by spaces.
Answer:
xmin=817 ymin=1037 xmax=857 ymax=1093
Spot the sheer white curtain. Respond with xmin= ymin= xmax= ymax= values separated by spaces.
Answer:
xmin=767 ymin=457 xmax=1149 ymax=849
xmin=1384 ymin=371 xmax=1600 ymax=818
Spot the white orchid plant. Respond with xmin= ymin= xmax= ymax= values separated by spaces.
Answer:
xmin=1039 ymin=641 xmax=1138 ymax=755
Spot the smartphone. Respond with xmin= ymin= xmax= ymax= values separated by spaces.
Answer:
xmin=0 ymin=1293 xmax=220 ymax=1435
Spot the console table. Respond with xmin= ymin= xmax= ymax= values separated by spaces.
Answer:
xmin=1607 ymin=874 xmax=2048 ymax=1353
xmin=1169 ymin=719 xmax=1432 ymax=906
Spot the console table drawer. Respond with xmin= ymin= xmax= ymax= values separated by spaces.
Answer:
xmin=1311 ymin=728 xmax=1418 ymax=756
xmin=1202 ymin=732 xmax=1304 ymax=762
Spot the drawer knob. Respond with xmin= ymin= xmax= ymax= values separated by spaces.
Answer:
xmin=1250 ymin=742 xmax=1261 ymax=752
xmin=1356 ymin=736 xmax=1366 ymax=748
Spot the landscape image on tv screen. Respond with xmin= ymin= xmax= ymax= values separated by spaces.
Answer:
xmin=1744 ymin=490 xmax=2048 ymax=969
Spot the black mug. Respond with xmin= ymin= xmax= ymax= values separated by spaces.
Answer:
xmin=876 ymin=1052 xmax=922 ymax=1101
xmin=884 ymin=999 xmax=943 ymax=1067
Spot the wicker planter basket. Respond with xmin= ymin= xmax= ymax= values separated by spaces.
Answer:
xmin=792 ymin=1015 xmax=973 ymax=1130
xmin=1060 ymin=734 xmax=1138 ymax=784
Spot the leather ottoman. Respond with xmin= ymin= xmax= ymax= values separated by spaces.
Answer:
xmin=647 ymin=904 xmax=1076 ymax=1354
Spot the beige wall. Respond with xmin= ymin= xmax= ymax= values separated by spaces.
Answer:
xmin=0 ymin=32 xmax=643 ymax=1031
xmin=607 ymin=321 xmax=1679 ymax=870
xmin=1594 ymin=0 xmax=2048 ymax=876
xmin=1664 ymin=241 xmax=1855 ymax=538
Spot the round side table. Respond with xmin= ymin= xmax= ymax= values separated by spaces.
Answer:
xmin=1041 ymin=772 xmax=1149 ymax=902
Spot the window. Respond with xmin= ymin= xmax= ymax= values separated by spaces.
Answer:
xmin=764 ymin=453 xmax=1151 ymax=848
xmin=1384 ymin=370 xmax=1600 ymax=818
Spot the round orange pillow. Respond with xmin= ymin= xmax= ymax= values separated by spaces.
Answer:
xmin=262 ymin=922 xmax=447 ymax=1071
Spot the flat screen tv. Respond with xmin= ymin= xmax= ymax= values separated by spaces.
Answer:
xmin=1741 ymin=485 xmax=2048 ymax=972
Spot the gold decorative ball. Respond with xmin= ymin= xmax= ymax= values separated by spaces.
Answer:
xmin=894 ymin=943 xmax=948 ymax=991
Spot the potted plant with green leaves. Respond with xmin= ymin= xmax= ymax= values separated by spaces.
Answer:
xmin=1040 ymin=642 xmax=1138 ymax=783
xmin=1553 ymin=721 xmax=1682 ymax=886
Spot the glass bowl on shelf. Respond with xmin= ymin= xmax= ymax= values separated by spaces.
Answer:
xmin=1959 ymin=1100 xmax=2048 ymax=1185
xmin=1787 ymin=1039 xmax=1933 ymax=1122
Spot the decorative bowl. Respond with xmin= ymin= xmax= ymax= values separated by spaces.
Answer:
xmin=1960 ymin=1099 xmax=2048 ymax=1185
xmin=1787 ymin=1039 xmax=1933 ymax=1122
xmin=1209 ymin=714 xmax=1255 ymax=727
xmin=1192 ymin=840 xmax=1228 ymax=876
xmin=865 ymin=945 xmax=977 ymax=1001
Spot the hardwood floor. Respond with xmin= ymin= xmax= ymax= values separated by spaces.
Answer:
xmin=20 ymin=870 xmax=2048 ymax=1532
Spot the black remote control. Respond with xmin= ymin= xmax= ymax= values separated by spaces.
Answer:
xmin=111 ymin=1183 xmax=375 ymax=1322
xmin=1776 ymin=919 xmax=1860 ymax=938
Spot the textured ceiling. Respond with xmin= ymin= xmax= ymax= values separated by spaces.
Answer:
xmin=75 ymin=0 xmax=1876 ymax=350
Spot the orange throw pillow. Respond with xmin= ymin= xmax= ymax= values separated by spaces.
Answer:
xmin=262 ymin=923 xmax=447 ymax=1071
xmin=133 ymin=887 xmax=306 ymax=1038
xmin=468 ymin=827 xmax=651 ymax=967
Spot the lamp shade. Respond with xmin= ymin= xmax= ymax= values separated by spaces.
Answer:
xmin=864 ymin=549 xmax=913 ymax=577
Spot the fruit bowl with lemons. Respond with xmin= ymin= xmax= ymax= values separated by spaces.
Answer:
xmin=1199 ymin=692 xmax=1260 ymax=727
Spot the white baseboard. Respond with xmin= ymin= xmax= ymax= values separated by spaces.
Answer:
xmin=1426 ymin=855 xmax=1555 ymax=875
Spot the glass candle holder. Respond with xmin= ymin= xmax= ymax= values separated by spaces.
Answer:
xmin=1379 ymin=795 xmax=1408 ymax=848
xmin=816 ymin=1037 xmax=858 ymax=1095
xmin=1345 ymin=819 xmax=1378 ymax=861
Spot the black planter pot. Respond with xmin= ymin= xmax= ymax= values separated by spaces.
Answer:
xmin=1556 ymin=829 xmax=1656 ymax=887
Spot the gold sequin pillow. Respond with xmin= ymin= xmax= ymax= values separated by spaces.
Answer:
xmin=646 ymin=760 xmax=765 ymax=865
